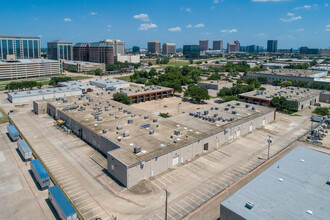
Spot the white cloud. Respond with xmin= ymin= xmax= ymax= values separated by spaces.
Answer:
xmin=326 ymin=24 xmax=330 ymax=28
xmin=255 ymin=32 xmax=267 ymax=37
xmin=211 ymin=6 xmax=216 ymax=10
xmin=185 ymin=8 xmax=192 ymax=12
xmin=252 ymin=0 xmax=288 ymax=2
xmin=64 ymin=18 xmax=71 ymax=22
xmin=213 ymin=0 xmax=219 ymax=4
xmin=280 ymin=16 xmax=302 ymax=22
xmin=326 ymin=29 xmax=330 ymax=32
xmin=325 ymin=3 xmax=329 ymax=7
xmin=201 ymin=32 xmax=213 ymax=35
xmin=38 ymin=34 xmax=43 ymax=38
xmin=107 ymin=25 xmax=112 ymax=28
xmin=168 ymin=27 xmax=181 ymax=32
xmin=294 ymin=4 xmax=317 ymax=10
xmin=138 ymin=23 xmax=157 ymax=31
xmin=186 ymin=24 xmax=193 ymax=28
xmin=90 ymin=11 xmax=97 ymax=16
xmin=287 ymin=12 xmax=295 ymax=16
xmin=186 ymin=23 xmax=205 ymax=28
xmin=220 ymin=29 xmax=237 ymax=33
xmin=295 ymin=28 xmax=304 ymax=32
xmin=133 ymin=14 xmax=150 ymax=22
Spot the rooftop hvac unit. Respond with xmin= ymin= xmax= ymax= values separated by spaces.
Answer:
xmin=218 ymin=116 xmax=222 ymax=121
xmin=326 ymin=179 xmax=330 ymax=185
xmin=153 ymin=119 xmax=158 ymax=123
xmin=123 ymin=131 xmax=129 ymax=137
xmin=119 ymin=107 xmax=123 ymax=110
xmin=117 ymin=126 xmax=123 ymax=130
xmin=236 ymin=102 xmax=240 ymax=106
xmin=231 ymin=106 xmax=235 ymax=109
xmin=224 ymin=128 xmax=229 ymax=134
xmin=224 ymin=108 xmax=229 ymax=111
xmin=215 ymin=107 xmax=219 ymax=110
xmin=123 ymin=109 xmax=127 ymax=113
xmin=128 ymin=119 xmax=133 ymax=124
xmin=102 ymin=129 xmax=108 ymax=134
xmin=189 ymin=112 xmax=194 ymax=116
xmin=115 ymin=115 xmax=120 ymax=119
xmin=97 ymin=117 xmax=103 ymax=121
xmin=245 ymin=202 xmax=254 ymax=210
xmin=131 ymin=114 xmax=135 ymax=117
xmin=211 ymin=107 xmax=214 ymax=110
xmin=144 ymin=116 xmax=149 ymax=119
xmin=204 ymin=111 xmax=209 ymax=115
xmin=227 ymin=104 xmax=231 ymax=106
xmin=246 ymin=104 xmax=250 ymax=108
xmin=174 ymin=130 xmax=180 ymax=136
xmin=134 ymin=146 xmax=141 ymax=154
xmin=109 ymin=112 xmax=114 ymax=116
xmin=252 ymin=107 xmax=256 ymax=110
xmin=118 ymin=136 xmax=122 ymax=141
xmin=149 ymin=130 xmax=154 ymax=135
xmin=232 ymin=111 xmax=237 ymax=115
xmin=214 ymin=113 xmax=218 ymax=117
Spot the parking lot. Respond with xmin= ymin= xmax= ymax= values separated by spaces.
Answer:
xmin=8 ymin=104 xmax=314 ymax=219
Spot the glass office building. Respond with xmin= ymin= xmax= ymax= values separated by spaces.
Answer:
xmin=183 ymin=45 xmax=200 ymax=59
xmin=0 ymin=35 xmax=41 ymax=60
xmin=47 ymin=41 xmax=73 ymax=61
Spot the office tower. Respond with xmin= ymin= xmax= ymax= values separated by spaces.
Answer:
xmin=199 ymin=40 xmax=209 ymax=51
xmin=227 ymin=43 xmax=237 ymax=53
xmin=267 ymin=40 xmax=278 ymax=53
xmin=47 ymin=41 xmax=73 ymax=61
xmin=73 ymin=42 xmax=114 ymax=65
xmin=183 ymin=45 xmax=200 ymax=59
xmin=102 ymin=39 xmax=125 ymax=56
xmin=299 ymin=47 xmax=319 ymax=55
xmin=0 ymin=35 xmax=41 ymax=60
xmin=234 ymin=40 xmax=240 ymax=52
xmin=132 ymin=46 xmax=140 ymax=54
xmin=148 ymin=41 xmax=161 ymax=54
xmin=162 ymin=43 xmax=176 ymax=55
xmin=213 ymin=40 xmax=223 ymax=50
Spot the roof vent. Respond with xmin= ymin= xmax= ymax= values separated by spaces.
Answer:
xmin=134 ymin=146 xmax=141 ymax=154
xmin=306 ymin=210 xmax=313 ymax=215
xmin=245 ymin=202 xmax=254 ymax=210
xmin=278 ymin=178 xmax=284 ymax=182
xmin=326 ymin=179 xmax=330 ymax=185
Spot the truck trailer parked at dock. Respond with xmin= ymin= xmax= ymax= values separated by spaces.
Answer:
xmin=30 ymin=159 xmax=50 ymax=189
xmin=48 ymin=186 xmax=77 ymax=220
xmin=17 ymin=140 xmax=32 ymax=161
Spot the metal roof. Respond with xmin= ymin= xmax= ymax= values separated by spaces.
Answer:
xmin=0 ymin=59 xmax=58 ymax=65
xmin=48 ymin=186 xmax=76 ymax=217
xmin=17 ymin=140 xmax=32 ymax=154
xmin=7 ymin=125 xmax=19 ymax=136
xmin=8 ymin=87 xmax=81 ymax=98
xmin=221 ymin=146 xmax=330 ymax=220
xmin=31 ymin=159 xmax=49 ymax=179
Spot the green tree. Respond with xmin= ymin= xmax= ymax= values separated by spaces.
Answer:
xmin=272 ymin=79 xmax=281 ymax=86
xmin=184 ymin=84 xmax=210 ymax=103
xmin=113 ymin=93 xmax=132 ymax=105
xmin=313 ymin=107 xmax=330 ymax=116
xmin=94 ymin=68 xmax=103 ymax=75
xmin=281 ymin=81 xmax=293 ymax=88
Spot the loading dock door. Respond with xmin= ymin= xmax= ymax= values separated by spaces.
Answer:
xmin=172 ymin=156 xmax=179 ymax=166
xmin=249 ymin=124 xmax=253 ymax=132
xmin=204 ymin=143 xmax=209 ymax=151
xmin=262 ymin=120 xmax=266 ymax=126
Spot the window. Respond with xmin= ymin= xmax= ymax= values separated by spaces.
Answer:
xmin=8 ymin=40 xmax=13 ymax=55
xmin=28 ymin=40 xmax=33 ymax=58
xmin=16 ymin=40 xmax=20 ymax=59
xmin=23 ymin=40 xmax=28 ymax=58
xmin=2 ymin=39 xmax=7 ymax=59
xmin=34 ymin=40 xmax=39 ymax=58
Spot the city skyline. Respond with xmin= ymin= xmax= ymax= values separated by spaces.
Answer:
xmin=0 ymin=0 xmax=329 ymax=49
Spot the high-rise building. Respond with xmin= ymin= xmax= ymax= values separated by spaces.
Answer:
xmin=213 ymin=40 xmax=223 ymax=50
xmin=299 ymin=47 xmax=319 ymax=55
xmin=102 ymin=39 xmax=125 ymax=56
xmin=199 ymin=40 xmax=209 ymax=51
xmin=132 ymin=46 xmax=140 ymax=54
xmin=183 ymin=45 xmax=200 ymax=59
xmin=148 ymin=41 xmax=161 ymax=54
xmin=234 ymin=40 xmax=240 ymax=52
xmin=47 ymin=41 xmax=73 ymax=61
xmin=267 ymin=40 xmax=278 ymax=53
xmin=227 ymin=43 xmax=237 ymax=53
xmin=162 ymin=43 xmax=176 ymax=55
xmin=0 ymin=35 xmax=41 ymax=60
xmin=73 ymin=42 xmax=114 ymax=65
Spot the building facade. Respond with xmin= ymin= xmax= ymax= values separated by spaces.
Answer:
xmin=199 ymin=40 xmax=209 ymax=51
xmin=73 ymin=42 xmax=114 ymax=65
xmin=267 ymin=40 xmax=278 ymax=53
xmin=115 ymin=54 xmax=140 ymax=63
xmin=183 ymin=45 xmax=200 ymax=59
xmin=234 ymin=40 xmax=240 ymax=52
xmin=227 ymin=43 xmax=237 ymax=53
xmin=63 ymin=61 xmax=105 ymax=72
xmin=102 ymin=39 xmax=125 ymax=56
xmin=213 ymin=40 xmax=223 ymax=50
xmin=147 ymin=41 xmax=161 ymax=54
xmin=0 ymin=59 xmax=60 ymax=80
xmin=0 ymin=35 xmax=41 ymax=60
xmin=47 ymin=41 xmax=73 ymax=61
xmin=162 ymin=43 xmax=176 ymax=55
xmin=132 ymin=46 xmax=140 ymax=54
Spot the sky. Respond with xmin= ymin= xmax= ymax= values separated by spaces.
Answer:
xmin=0 ymin=0 xmax=329 ymax=49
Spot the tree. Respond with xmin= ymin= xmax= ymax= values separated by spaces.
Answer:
xmin=281 ymin=81 xmax=292 ymax=88
xmin=36 ymin=82 xmax=43 ymax=89
xmin=189 ymin=59 xmax=193 ymax=64
xmin=159 ymin=113 xmax=171 ymax=118
xmin=271 ymin=97 xmax=298 ymax=113
xmin=113 ymin=93 xmax=132 ymax=105
xmin=257 ymin=77 xmax=268 ymax=84
xmin=94 ymin=68 xmax=103 ymax=75
xmin=49 ymin=76 xmax=72 ymax=85
xmin=148 ymin=62 xmax=153 ymax=66
xmin=184 ymin=84 xmax=210 ymax=103
xmin=313 ymin=107 xmax=330 ymax=116
xmin=272 ymin=79 xmax=281 ymax=86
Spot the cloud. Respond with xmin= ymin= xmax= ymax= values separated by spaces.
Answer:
xmin=252 ymin=0 xmax=288 ymax=2
xmin=201 ymin=32 xmax=213 ymax=35
xmin=64 ymin=18 xmax=71 ymax=22
xmin=287 ymin=12 xmax=295 ymax=16
xmin=280 ymin=16 xmax=302 ymax=22
xmin=186 ymin=23 xmax=205 ymax=28
xmin=294 ymin=28 xmax=304 ymax=32
xmin=107 ymin=25 xmax=112 ymax=28
xmin=181 ymin=7 xmax=192 ymax=12
xmin=133 ymin=14 xmax=150 ymax=22
xmin=326 ymin=24 xmax=330 ymax=31
xmin=213 ymin=0 xmax=219 ymax=3
xmin=326 ymin=24 xmax=330 ymax=28
xmin=90 ymin=11 xmax=97 ymax=15
xmin=255 ymin=32 xmax=267 ymax=37
xmin=326 ymin=3 xmax=329 ymax=7
xmin=168 ymin=27 xmax=181 ymax=32
xmin=294 ymin=4 xmax=317 ymax=10
xmin=38 ymin=34 xmax=43 ymax=38
xmin=138 ymin=23 xmax=157 ymax=31
xmin=326 ymin=29 xmax=330 ymax=32
xmin=211 ymin=6 xmax=216 ymax=10
xmin=220 ymin=29 xmax=237 ymax=33
xmin=185 ymin=8 xmax=192 ymax=12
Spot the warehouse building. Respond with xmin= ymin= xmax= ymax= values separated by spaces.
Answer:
xmin=246 ymin=69 xmax=329 ymax=85
xmin=63 ymin=61 xmax=105 ymax=72
xmin=89 ymin=78 xmax=130 ymax=90
xmin=197 ymin=80 xmax=233 ymax=90
xmin=118 ymin=85 xmax=174 ymax=103
xmin=238 ymin=85 xmax=320 ymax=111
xmin=41 ymin=93 xmax=275 ymax=187
xmin=0 ymin=59 xmax=61 ymax=80
xmin=220 ymin=146 xmax=330 ymax=220
xmin=319 ymin=91 xmax=330 ymax=103
xmin=8 ymin=87 xmax=81 ymax=103
xmin=58 ymin=80 xmax=96 ymax=93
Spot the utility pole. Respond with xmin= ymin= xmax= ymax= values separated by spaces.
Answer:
xmin=164 ymin=189 xmax=170 ymax=220
xmin=267 ymin=136 xmax=272 ymax=160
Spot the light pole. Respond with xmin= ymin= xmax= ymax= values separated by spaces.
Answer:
xmin=164 ymin=189 xmax=171 ymax=220
xmin=267 ymin=136 xmax=272 ymax=160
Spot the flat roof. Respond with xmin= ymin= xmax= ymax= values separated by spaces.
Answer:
xmin=31 ymin=159 xmax=49 ymax=179
xmin=46 ymin=94 xmax=273 ymax=167
xmin=238 ymin=85 xmax=321 ymax=102
xmin=0 ymin=35 xmax=40 ymax=38
xmin=8 ymin=87 xmax=81 ymax=98
xmin=221 ymin=146 xmax=330 ymax=220
xmin=119 ymin=85 xmax=174 ymax=97
xmin=89 ymin=78 xmax=129 ymax=87
xmin=0 ymin=59 xmax=58 ymax=65
xmin=198 ymin=80 xmax=232 ymax=85
xmin=64 ymin=61 xmax=104 ymax=66
xmin=58 ymin=81 xmax=95 ymax=89
xmin=249 ymin=69 xmax=326 ymax=77
xmin=48 ymin=186 xmax=76 ymax=217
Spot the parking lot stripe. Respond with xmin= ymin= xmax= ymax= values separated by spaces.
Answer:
xmin=191 ymin=193 xmax=204 ymax=202
xmin=61 ymin=180 xmax=78 ymax=187
xmin=70 ymin=190 xmax=86 ymax=197
xmin=155 ymin=212 xmax=163 ymax=220
xmin=150 ymin=181 xmax=162 ymax=190
xmin=82 ymin=206 xmax=100 ymax=215
xmin=72 ymin=193 xmax=89 ymax=200
xmin=58 ymin=177 xmax=75 ymax=184
xmin=174 ymin=203 xmax=189 ymax=214
xmin=87 ymin=211 xmax=105 ymax=220
xmin=169 ymin=206 xmax=183 ymax=217
xmin=75 ymin=197 xmax=93 ymax=205
xmin=66 ymin=186 xmax=84 ymax=194
xmin=162 ymin=175 xmax=172 ymax=184
xmin=186 ymin=196 xmax=200 ymax=206
xmin=156 ymin=178 xmax=167 ymax=187
xmin=78 ymin=202 xmax=97 ymax=210
xmin=180 ymin=199 xmax=195 ymax=210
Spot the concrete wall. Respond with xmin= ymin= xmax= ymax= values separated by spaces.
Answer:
xmin=297 ymin=94 xmax=319 ymax=110
xmin=220 ymin=204 xmax=246 ymax=220
xmin=33 ymin=101 xmax=47 ymax=114
xmin=320 ymin=92 xmax=330 ymax=103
